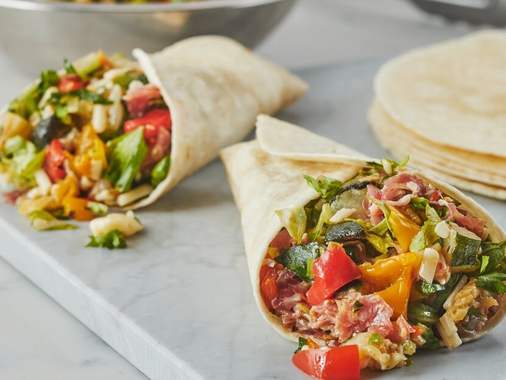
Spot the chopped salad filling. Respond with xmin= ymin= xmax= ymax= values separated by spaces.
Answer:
xmin=260 ymin=159 xmax=505 ymax=379
xmin=0 ymin=51 xmax=172 ymax=226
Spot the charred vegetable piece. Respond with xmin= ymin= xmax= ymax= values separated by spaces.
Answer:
xmin=325 ymin=221 xmax=365 ymax=243
xmin=450 ymin=225 xmax=481 ymax=273
xmin=408 ymin=302 xmax=439 ymax=325
xmin=431 ymin=274 xmax=462 ymax=311
xmin=276 ymin=242 xmax=322 ymax=282
xmin=32 ymin=115 xmax=71 ymax=149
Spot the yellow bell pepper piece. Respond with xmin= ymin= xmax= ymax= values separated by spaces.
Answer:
xmin=388 ymin=208 xmax=420 ymax=252
xmin=51 ymin=175 xmax=79 ymax=204
xmin=72 ymin=125 xmax=107 ymax=178
xmin=62 ymin=197 xmax=94 ymax=221
xmin=376 ymin=267 xmax=414 ymax=318
xmin=359 ymin=252 xmax=422 ymax=318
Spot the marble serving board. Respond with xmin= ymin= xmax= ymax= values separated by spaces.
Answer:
xmin=1 ymin=61 xmax=506 ymax=380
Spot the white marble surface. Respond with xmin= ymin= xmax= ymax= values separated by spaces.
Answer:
xmin=0 ymin=1 xmax=496 ymax=379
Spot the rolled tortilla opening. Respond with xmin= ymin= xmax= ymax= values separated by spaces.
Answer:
xmin=221 ymin=115 xmax=506 ymax=354
xmin=129 ymin=36 xmax=307 ymax=209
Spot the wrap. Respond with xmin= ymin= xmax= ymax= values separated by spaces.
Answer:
xmin=131 ymin=36 xmax=307 ymax=208
xmin=0 ymin=36 xmax=307 ymax=220
xmin=221 ymin=115 xmax=506 ymax=346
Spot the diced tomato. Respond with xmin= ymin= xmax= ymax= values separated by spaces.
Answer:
xmin=44 ymin=140 xmax=67 ymax=183
xmin=124 ymin=109 xmax=172 ymax=146
xmin=307 ymin=243 xmax=361 ymax=306
xmin=260 ymin=265 xmax=278 ymax=311
xmin=270 ymin=229 xmax=293 ymax=250
xmin=58 ymin=74 xmax=86 ymax=94
xmin=292 ymin=345 xmax=360 ymax=380
xmin=124 ymin=84 xmax=162 ymax=117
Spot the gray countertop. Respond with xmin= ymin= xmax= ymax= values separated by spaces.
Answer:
xmin=0 ymin=1 xmax=478 ymax=379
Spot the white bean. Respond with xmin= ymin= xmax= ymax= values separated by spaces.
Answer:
xmin=90 ymin=212 xmax=143 ymax=237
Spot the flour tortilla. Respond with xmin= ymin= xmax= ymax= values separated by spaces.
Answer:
xmin=129 ymin=36 xmax=307 ymax=208
xmin=368 ymin=100 xmax=506 ymax=179
xmin=375 ymin=30 xmax=506 ymax=158
xmin=369 ymin=100 xmax=506 ymax=199
xmin=221 ymin=115 xmax=506 ymax=343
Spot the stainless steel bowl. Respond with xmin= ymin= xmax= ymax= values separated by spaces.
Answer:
xmin=0 ymin=0 xmax=296 ymax=75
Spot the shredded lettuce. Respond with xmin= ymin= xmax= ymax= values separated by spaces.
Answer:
xmin=309 ymin=203 xmax=334 ymax=240
xmin=87 ymin=229 xmax=127 ymax=249
xmin=409 ymin=200 xmax=441 ymax=252
xmin=28 ymin=210 xmax=77 ymax=231
xmin=105 ymin=128 xmax=147 ymax=192
xmin=304 ymin=175 xmax=342 ymax=200
xmin=2 ymin=137 xmax=44 ymax=188
xmin=275 ymin=207 xmax=307 ymax=244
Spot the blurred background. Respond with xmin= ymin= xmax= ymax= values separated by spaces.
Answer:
xmin=0 ymin=0 xmax=496 ymax=379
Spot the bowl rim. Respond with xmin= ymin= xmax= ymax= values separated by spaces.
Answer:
xmin=0 ymin=0 xmax=291 ymax=13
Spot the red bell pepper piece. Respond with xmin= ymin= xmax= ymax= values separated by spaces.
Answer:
xmin=58 ymin=74 xmax=86 ymax=94
xmin=306 ymin=243 xmax=361 ymax=306
xmin=260 ymin=265 xmax=278 ymax=311
xmin=44 ymin=140 xmax=67 ymax=183
xmin=124 ymin=108 xmax=172 ymax=146
xmin=292 ymin=345 xmax=361 ymax=380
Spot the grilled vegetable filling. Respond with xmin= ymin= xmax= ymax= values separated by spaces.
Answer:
xmin=260 ymin=159 xmax=505 ymax=376
xmin=0 ymin=51 xmax=172 ymax=224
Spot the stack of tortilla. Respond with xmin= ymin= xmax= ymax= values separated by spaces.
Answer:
xmin=369 ymin=31 xmax=506 ymax=200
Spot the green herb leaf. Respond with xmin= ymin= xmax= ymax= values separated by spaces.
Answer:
xmin=294 ymin=337 xmax=308 ymax=353
xmin=113 ymin=71 xmax=148 ymax=90
xmin=39 ymin=70 xmax=59 ymax=93
xmin=304 ymin=175 xmax=342 ymax=200
xmin=418 ymin=324 xmax=441 ymax=350
xmin=275 ymin=207 xmax=307 ymax=244
xmin=276 ymin=242 xmax=322 ymax=282
xmin=416 ymin=280 xmax=445 ymax=295
xmin=106 ymin=128 xmax=148 ymax=192
xmin=476 ymin=272 xmax=506 ymax=294
xmin=151 ymin=155 xmax=171 ymax=187
xmin=75 ymin=89 xmax=112 ymax=105
xmin=86 ymin=229 xmax=127 ymax=250
xmin=63 ymin=58 xmax=78 ymax=75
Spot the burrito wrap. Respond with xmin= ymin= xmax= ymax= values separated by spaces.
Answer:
xmin=131 ymin=36 xmax=307 ymax=208
xmin=221 ymin=115 xmax=506 ymax=343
